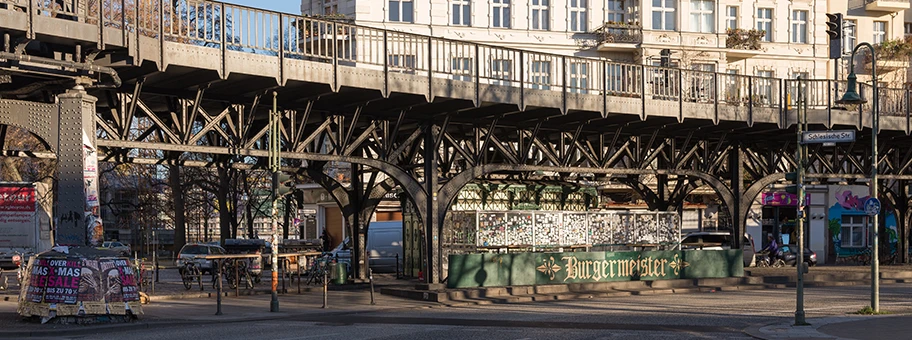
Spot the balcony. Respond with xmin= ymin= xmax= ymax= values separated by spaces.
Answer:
xmin=725 ymin=29 xmax=764 ymax=60
xmin=865 ymin=0 xmax=910 ymax=12
xmin=595 ymin=22 xmax=642 ymax=52
xmin=863 ymin=38 xmax=912 ymax=73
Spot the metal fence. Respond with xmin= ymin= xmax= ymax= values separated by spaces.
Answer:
xmin=2 ymin=0 xmax=909 ymax=118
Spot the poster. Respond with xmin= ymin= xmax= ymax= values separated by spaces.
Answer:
xmin=83 ymin=132 xmax=102 ymax=247
xmin=77 ymin=258 xmax=140 ymax=303
xmin=0 ymin=186 xmax=37 ymax=248
xmin=18 ymin=256 xmax=143 ymax=317
xmin=118 ymin=262 xmax=140 ymax=302
xmin=40 ymin=259 xmax=81 ymax=304
xmin=25 ymin=258 xmax=49 ymax=303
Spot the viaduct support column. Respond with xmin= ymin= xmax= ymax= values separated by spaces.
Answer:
xmin=351 ymin=163 xmax=365 ymax=281
xmin=728 ymin=144 xmax=745 ymax=248
xmin=423 ymin=123 xmax=440 ymax=285
xmin=56 ymin=86 xmax=100 ymax=246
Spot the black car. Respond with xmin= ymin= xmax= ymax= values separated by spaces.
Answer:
xmin=778 ymin=244 xmax=817 ymax=266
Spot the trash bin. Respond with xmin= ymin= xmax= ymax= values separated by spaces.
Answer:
xmin=330 ymin=262 xmax=347 ymax=285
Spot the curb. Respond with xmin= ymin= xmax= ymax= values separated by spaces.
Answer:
xmin=0 ymin=301 xmax=437 ymax=338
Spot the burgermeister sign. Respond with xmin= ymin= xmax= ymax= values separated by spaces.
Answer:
xmin=447 ymin=250 xmax=743 ymax=288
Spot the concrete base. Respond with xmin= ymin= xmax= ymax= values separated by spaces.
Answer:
xmin=415 ymin=283 xmax=445 ymax=290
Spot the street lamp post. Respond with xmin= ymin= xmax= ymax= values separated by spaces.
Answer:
xmin=836 ymin=42 xmax=879 ymax=312
xmin=268 ymin=91 xmax=280 ymax=313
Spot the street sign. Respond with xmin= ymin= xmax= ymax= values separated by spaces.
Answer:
xmin=864 ymin=198 xmax=881 ymax=216
xmin=801 ymin=130 xmax=855 ymax=144
xmin=299 ymin=209 xmax=317 ymax=215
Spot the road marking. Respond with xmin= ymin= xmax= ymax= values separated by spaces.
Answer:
xmin=271 ymin=333 xmax=341 ymax=340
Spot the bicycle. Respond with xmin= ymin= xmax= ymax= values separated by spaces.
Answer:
xmin=179 ymin=261 xmax=203 ymax=290
xmin=304 ymin=256 xmax=331 ymax=286
xmin=223 ymin=259 xmax=255 ymax=290
xmin=133 ymin=259 xmax=153 ymax=292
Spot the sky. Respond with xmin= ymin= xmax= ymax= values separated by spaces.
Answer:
xmin=222 ymin=0 xmax=301 ymax=14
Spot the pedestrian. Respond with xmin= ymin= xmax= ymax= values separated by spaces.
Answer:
xmin=763 ymin=233 xmax=779 ymax=260
xmin=321 ymin=229 xmax=332 ymax=252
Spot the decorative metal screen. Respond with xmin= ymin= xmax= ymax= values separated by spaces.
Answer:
xmin=443 ymin=210 xmax=680 ymax=249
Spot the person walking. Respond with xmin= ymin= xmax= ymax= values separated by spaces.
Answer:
xmin=321 ymin=229 xmax=333 ymax=252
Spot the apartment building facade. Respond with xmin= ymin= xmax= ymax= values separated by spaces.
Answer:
xmin=301 ymin=0 xmax=911 ymax=85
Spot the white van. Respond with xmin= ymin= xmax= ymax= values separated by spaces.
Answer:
xmin=365 ymin=221 xmax=403 ymax=273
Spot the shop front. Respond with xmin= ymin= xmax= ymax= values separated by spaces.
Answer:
xmin=825 ymin=185 xmax=898 ymax=263
xmin=759 ymin=192 xmax=799 ymax=249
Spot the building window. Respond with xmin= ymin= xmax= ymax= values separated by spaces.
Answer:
xmin=690 ymin=0 xmax=714 ymax=33
xmin=530 ymin=60 xmax=551 ymax=90
xmin=789 ymin=71 xmax=810 ymax=106
xmin=755 ymin=70 xmax=773 ymax=105
xmin=389 ymin=54 xmax=417 ymax=73
xmin=491 ymin=59 xmax=512 ymax=85
xmin=841 ymin=215 xmax=867 ymax=248
xmin=791 ymin=10 xmax=807 ymax=43
xmin=725 ymin=6 xmax=738 ymax=30
xmin=905 ymin=22 xmax=912 ymax=36
xmin=452 ymin=57 xmax=473 ymax=81
xmin=606 ymin=0 xmax=625 ymax=23
xmin=492 ymin=0 xmax=511 ymax=28
xmin=388 ymin=0 xmax=414 ymax=23
xmin=725 ymin=69 xmax=739 ymax=98
xmin=323 ymin=0 xmax=338 ymax=15
xmin=569 ymin=62 xmax=589 ymax=93
xmin=874 ymin=21 xmax=886 ymax=44
xmin=844 ymin=20 xmax=856 ymax=54
xmin=569 ymin=0 xmax=587 ymax=32
xmin=757 ymin=8 xmax=772 ymax=42
xmin=452 ymin=0 xmax=471 ymax=26
xmin=606 ymin=63 xmax=628 ymax=93
xmin=531 ymin=0 xmax=550 ymax=30
xmin=652 ymin=0 xmax=675 ymax=31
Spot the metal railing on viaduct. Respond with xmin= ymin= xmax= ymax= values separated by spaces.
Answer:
xmin=3 ymin=0 xmax=912 ymax=284
xmin=0 ymin=0 xmax=908 ymax=128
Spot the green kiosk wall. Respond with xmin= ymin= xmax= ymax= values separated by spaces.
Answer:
xmin=447 ymin=250 xmax=744 ymax=288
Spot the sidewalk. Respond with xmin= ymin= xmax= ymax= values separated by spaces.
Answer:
xmin=0 ymin=287 xmax=440 ymax=338
xmin=746 ymin=315 xmax=912 ymax=340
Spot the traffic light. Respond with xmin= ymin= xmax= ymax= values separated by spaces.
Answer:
xmin=825 ymin=13 xmax=843 ymax=59
xmin=276 ymin=173 xmax=295 ymax=197
xmin=785 ymin=172 xmax=799 ymax=194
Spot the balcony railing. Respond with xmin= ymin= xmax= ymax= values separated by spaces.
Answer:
xmin=595 ymin=23 xmax=643 ymax=45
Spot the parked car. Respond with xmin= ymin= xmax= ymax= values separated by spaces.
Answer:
xmin=778 ymin=244 xmax=818 ymax=267
xmin=176 ymin=243 xmax=226 ymax=274
xmin=329 ymin=222 xmax=404 ymax=274
xmin=101 ymin=241 xmax=131 ymax=256
xmin=365 ymin=221 xmax=403 ymax=273
xmin=680 ymin=231 xmax=756 ymax=268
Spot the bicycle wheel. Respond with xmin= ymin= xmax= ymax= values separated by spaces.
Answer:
xmin=181 ymin=267 xmax=194 ymax=290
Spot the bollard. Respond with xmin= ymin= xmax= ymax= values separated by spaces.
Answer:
xmin=369 ymin=268 xmax=375 ymax=305
xmin=215 ymin=260 xmax=223 ymax=315
xmin=154 ymin=251 xmax=159 ymax=283
xmin=281 ymin=258 xmax=287 ymax=294
xmin=297 ymin=255 xmax=302 ymax=295
xmin=322 ymin=263 xmax=328 ymax=309
xmin=395 ymin=254 xmax=400 ymax=279
xmin=234 ymin=259 xmax=240 ymax=297
xmin=150 ymin=261 xmax=155 ymax=295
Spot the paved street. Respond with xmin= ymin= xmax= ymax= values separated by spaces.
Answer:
xmin=5 ymin=282 xmax=909 ymax=340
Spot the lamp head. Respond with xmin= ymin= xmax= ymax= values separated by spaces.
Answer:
xmin=836 ymin=72 xmax=867 ymax=105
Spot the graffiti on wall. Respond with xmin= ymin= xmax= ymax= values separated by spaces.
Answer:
xmin=827 ymin=187 xmax=898 ymax=258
